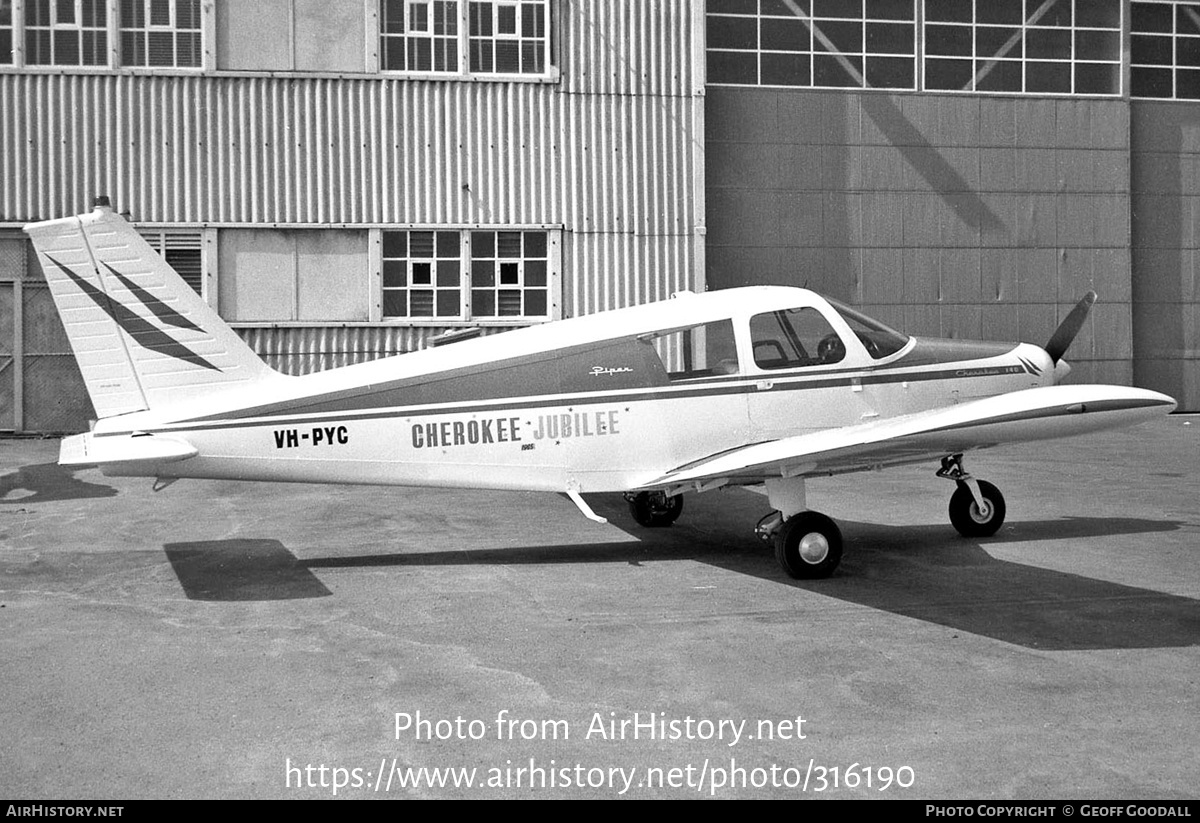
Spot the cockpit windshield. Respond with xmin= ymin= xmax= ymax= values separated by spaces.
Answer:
xmin=825 ymin=298 xmax=911 ymax=360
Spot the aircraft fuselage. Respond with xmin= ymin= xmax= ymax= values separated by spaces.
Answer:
xmin=81 ymin=296 xmax=1054 ymax=495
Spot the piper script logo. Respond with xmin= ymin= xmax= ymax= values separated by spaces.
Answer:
xmin=590 ymin=366 xmax=634 ymax=377
xmin=44 ymin=254 xmax=221 ymax=372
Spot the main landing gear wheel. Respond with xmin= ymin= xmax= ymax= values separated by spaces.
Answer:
xmin=774 ymin=511 xmax=843 ymax=580
xmin=948 ymin=480 xmax=1006 ymax=538
xmin=626 ymin=491 xmax=683 ymax=527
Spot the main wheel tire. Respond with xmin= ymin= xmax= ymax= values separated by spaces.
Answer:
xmin=774 ymin=511 xmax=843 ymax=579
xmin=949 ymin=480 xmax=1006 ymax=537
xmin=628 ymin=491 xmax=683 ymax=527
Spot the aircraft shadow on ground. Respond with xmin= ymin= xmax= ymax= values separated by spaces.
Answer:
xmin=162 ymin=496 xmax=1199 ymax=652
xmin=0 ymin=461 xmax=118 ymax=504
xmin=164 ymin=539 xmax=332 ymax=601
xmin=805 ymin=519 xmax=1198 ymax=652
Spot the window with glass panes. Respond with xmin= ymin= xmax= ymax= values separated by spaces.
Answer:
xmin=382 ymin=229 xmax=552 ymax=321
xmin=469 ymin=0 xmax=547 ymax=74
xmin=706 ymin=0 xmax=917 ymax=89
xmin=1 ymin=2 xmax=12 ymax=64
xmin=120 ymin=0 xmax=202 ymax=68
xmin=1132 ymin=1 xmax=1200 ymax=99
xmin=382 ymin=230 xmax=463 ymax=319
xmin=380 ymin=0 xmax=549 ymax=75
xmin=381 ymin=0 xmax=459 ymax=72
xmin=25 ymin=0 xmax=108 ymax=66
xmin=924 ymin=0 xmax=1122 ymax=95
xmin=468 ymin=230 xmax=548 ymax=319
xmin=706 ymin=0 xmax=1122 ymax=95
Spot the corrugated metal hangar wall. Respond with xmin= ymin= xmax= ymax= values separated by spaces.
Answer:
xmin=1131 ymin=99 xmax=1200 ymax=409
xmin=0 ymin=0 xmax=705 ymax=432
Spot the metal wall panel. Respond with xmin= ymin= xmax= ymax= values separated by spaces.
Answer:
xmin=560 ymin=0 xmax=700 ymax=97
xmin=217 ymin=0 xmax=293 ymax=72
xmin=707 ymin=87 xmax=1134 ymax=389
xmin=1130 ymin=101 xmax=1200 ymax=411
xmin=0 ymin=236 xmax=20 ymax=431
xmin=293 ymin=1 xmax=369 ymax=73
xmin=0 ymin=73 xmax=698 ymax=236
xmin=563 ymin=232 xmax=699 ymax=318
xmin=218 ymin=229 xmax=370 ymax=322
xmin=0 ymin=269 xmax=94 ymax=434
xmin=0 ymin=72 xmax=702 ymax=324
xmin=0 ymin=282 xmax=12 ymax=431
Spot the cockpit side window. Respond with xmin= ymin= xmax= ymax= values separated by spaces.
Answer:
xmin=750 ymin=308 xmax=846 ymax=370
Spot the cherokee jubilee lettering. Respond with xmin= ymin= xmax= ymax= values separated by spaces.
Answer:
xmin=530 ymin=410 xmax=620 ymax=441
xmin=411 ymin=417 xmax=521 ymax=449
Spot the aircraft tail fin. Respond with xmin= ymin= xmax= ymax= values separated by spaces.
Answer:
xmin=23 ymin=199 xmax=277 ymax=419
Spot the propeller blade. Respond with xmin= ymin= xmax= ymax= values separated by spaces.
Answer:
xmin=1045 ymin=291 xmax=1097 ymax=365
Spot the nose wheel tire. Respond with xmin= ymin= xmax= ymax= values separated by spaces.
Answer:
xmin=774 ymin=511 xmax=843 ymax=579
xmin=627 ymin=491 xmax=684 ymax=527
xmin=949 ymin=480 xmax=1006 ymax=537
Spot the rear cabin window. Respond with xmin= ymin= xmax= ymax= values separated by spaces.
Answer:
xmin=750 ymin=308 xmax=846 ymax=369
xmin=643 ymin=319 xmax=740 ymax=381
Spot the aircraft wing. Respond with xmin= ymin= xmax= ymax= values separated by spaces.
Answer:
xmin=640 ymin=384 xmax=1176 ymax=489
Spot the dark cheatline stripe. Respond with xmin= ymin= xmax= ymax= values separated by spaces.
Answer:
xmin=124 ymin=383 xmax=756 ymax=436
xmin=46 ymin=254 xmax=221 ymax=372
xmin=176 ymin=346 xmax=1030 ymax=429
xmin=114 ymin=362 xmax=1048 ymax=439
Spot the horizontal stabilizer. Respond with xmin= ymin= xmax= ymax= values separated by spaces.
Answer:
xmin=60 ymin=432 xmax=198 ymax=468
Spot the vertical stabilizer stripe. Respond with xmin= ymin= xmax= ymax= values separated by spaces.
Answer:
xmin=45 ymin=253 xmax=222 ymax=373
xmin=102 ymin=262 xmax=205 ymax=332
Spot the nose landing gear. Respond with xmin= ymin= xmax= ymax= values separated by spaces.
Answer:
xmin=938 ymin=454 xmax=1006 ymax=537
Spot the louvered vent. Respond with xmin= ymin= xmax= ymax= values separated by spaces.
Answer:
xmin=137 ymin=229 xmax=203 ymax=296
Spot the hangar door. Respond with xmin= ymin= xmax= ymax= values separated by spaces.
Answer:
xmin=0 ymin=232 xmax=93 ymax=433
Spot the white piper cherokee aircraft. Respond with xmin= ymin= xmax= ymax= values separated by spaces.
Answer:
xmin=25 ymin=200 xmax=1177 ymax=579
